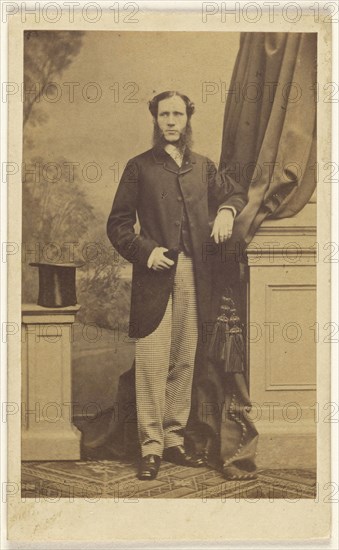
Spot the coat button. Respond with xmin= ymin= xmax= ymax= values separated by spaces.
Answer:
xmin=175 ymin=221 xmax=180 ymax=227
xmin=177 ymin=196 xmax=182 ymax=202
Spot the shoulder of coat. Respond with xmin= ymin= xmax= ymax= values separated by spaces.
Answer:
xmin=191 ymin=151 xmax=217 ymax=167
xmin=127 ymin=148 xmax=154 ymax=165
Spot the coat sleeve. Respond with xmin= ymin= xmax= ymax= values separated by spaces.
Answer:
xmin=206 ymin=158 xmax=247 ymax=215
xmin=106 ymin=159 xmax=159 ymax=266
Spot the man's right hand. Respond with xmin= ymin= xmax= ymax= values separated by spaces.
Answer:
xmin=148 ymin=247 xmax=175 ymax=271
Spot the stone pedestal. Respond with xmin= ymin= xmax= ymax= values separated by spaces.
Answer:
xmin=246 ymin=203 xmax=317 ymax=468
xmin=21 ymin=304 xmax=82 ymax=460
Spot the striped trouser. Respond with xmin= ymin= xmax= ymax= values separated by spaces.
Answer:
xmin=135 ymin=252 xmax=199 ymax=457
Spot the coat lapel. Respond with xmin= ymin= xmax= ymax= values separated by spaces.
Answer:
xmin=179 ymin=147 xmax=196 ymax=174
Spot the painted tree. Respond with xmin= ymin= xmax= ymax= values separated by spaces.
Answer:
xmin=22 ymin=32 xmax=128 ymax=329
xmin=24 ymin=31 xmax=84 ymax=126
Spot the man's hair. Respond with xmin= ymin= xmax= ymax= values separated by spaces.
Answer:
xmin=148 ymin=91 xmax=195 ymax=119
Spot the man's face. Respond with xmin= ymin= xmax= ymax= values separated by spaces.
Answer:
xmin=156 ymin=96 xmax=188 ymax=143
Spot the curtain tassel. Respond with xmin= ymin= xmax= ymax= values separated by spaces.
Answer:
xmin=208 ymin=295 xmax=245 ymax=373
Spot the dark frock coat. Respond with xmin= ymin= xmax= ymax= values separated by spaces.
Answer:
xmin=107 ymin=145 xmax=247 ymax=338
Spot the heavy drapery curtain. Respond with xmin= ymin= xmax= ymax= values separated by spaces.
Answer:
xmin=223 ymin=32 xmax=317 ymax=248
xmin=188 ymin=32 xmax=317 ymax=475
xmin=81 ymin=33 xmax=317 ymax=472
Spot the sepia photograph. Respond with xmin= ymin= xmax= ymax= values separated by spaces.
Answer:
xmin=3 ymin=2 xmax=335 ymax=544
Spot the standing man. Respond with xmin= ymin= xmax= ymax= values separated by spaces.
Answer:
xmin=107 ymin=91 xmax=247 ymax=480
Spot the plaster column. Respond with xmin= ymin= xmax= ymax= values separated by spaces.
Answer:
xmin=246 ymin=203 xmax=317 ymax=468
xmin=21 ymin=304 xmax=82 ymax=460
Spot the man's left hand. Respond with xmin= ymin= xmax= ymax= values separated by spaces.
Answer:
xmin=211 ymin=209 xmax=235 ymax=244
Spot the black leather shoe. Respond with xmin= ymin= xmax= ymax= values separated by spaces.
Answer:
xmin=163 ymin=445 xmax=205 ymax=467
xmin=138 ymin=454 xmax=161 ymax=480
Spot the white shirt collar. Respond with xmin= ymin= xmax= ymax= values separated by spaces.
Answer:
xmin=164 ymin=144 xmax=184 ymax=167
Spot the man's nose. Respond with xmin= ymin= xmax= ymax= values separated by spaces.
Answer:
xmin=167 ymin=116 xmax=175 ymax=126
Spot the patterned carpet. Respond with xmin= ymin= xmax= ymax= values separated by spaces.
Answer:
xmin=21 ymin=459 xmax=317 ymax=500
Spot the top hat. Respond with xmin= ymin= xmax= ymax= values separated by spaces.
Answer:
xmin=29 ymin=262 xmax=84 ymax=308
